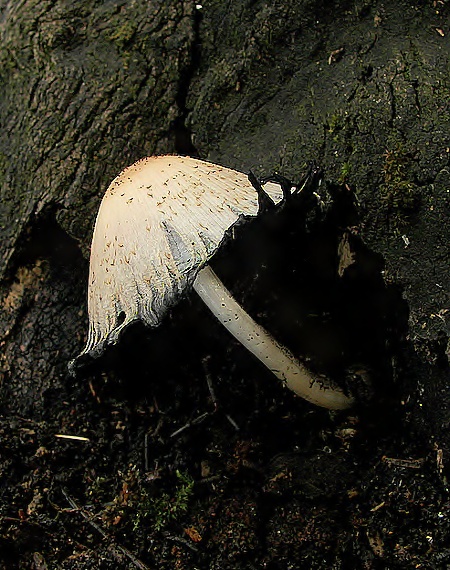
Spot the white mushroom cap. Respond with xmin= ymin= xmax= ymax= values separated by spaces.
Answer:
xmin=80 ymin=155 xmax=285 ymax=359
xmin=71 ymin=155 xmax=356 ymax=410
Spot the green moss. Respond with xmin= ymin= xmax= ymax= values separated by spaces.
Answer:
xmin=133 ymin=469 xmax=195 ymax=532
xmin=108 ymin=21 xmax=136 ymax=52
xmin=151 ymin=470 xmax=194 ymax=531
xmin=339 ymin=162 xmax=351 ymax=183
xmin=86 ymin=466 xmax=195 ymax=535
xmin=327 ymin=113 xmax=343 ymax=135
xmin=380 ymin=145 xmax=419 ymax=227
xmin=324 ymin=112 xmax=356 ymax=154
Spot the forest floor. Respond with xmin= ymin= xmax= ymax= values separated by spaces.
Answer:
xmin=1 ymin=196 xmax=449 ymax=569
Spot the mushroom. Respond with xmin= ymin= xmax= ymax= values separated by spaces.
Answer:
xmin=71 ymin=155 xmax=354 ymax=410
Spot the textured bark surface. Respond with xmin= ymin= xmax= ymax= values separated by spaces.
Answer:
xmin=0 ymin=0 xmax=195 ymax=412
xmin=188 ymin=0 xmax=450 ymax=460
xmin=0 ymin=0 xmax=195 ymax=269
xmin=1 ymin=1 xmax=449 ymax=568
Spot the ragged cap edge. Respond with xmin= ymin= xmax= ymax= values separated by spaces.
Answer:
xmin=69 ymin=155 xmax=283 ymax=372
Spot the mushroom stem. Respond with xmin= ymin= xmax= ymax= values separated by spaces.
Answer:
xmin=193 ymin=266 xmax=354 ymax=410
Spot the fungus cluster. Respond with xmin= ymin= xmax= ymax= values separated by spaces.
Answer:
xmin=71 ymin=155 xmax=354 ymax=410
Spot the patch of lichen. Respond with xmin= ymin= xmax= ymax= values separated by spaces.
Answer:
xmin=379 ymin=144 xmax=420 ymax=228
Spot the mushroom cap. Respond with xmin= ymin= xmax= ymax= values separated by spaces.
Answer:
xmin=77 ymin=155 xmax=285 ymax=361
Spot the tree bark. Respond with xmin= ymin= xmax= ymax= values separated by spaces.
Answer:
xmin=0 ymin=0 xmax=195 ymax=413
xmin=187 ymin=0 xmax=450 ymax=458
xmin=1 ymin=1 xmax=449 ymax=568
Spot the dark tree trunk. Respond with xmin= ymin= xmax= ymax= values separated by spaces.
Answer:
xmin=1 ymin=1 xmax=449 ymax=568
xmin=0 ymin=0 xmax=195 ymax=412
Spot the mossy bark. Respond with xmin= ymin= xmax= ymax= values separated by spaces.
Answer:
xmin=0 ymin=1 xmax=449 ymax=568
xmin=0 ymin=0 xmax=195 ymax=411
xmin=0 ymin=0 xmax=195 ymax=270
xmin=188 ymin=0 xmax=450 ymax=457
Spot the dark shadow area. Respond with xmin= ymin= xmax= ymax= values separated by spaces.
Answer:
xmin=79 ymin=180 xmax=410 ymax=425
xmin=7 ymin=204 xmax=86 ymax=277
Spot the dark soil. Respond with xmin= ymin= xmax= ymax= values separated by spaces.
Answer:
xmin=1 ymin=0 xmax=449 ymax=569
xmin=1 ymin=183 xmax=449 ymax=569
